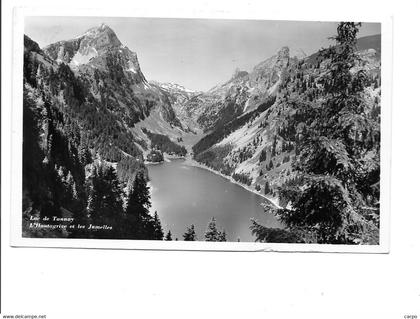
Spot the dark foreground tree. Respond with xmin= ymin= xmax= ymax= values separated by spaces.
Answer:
xmin=87 ymin=164 xmax=124 ymax=238
xmin=152 ymin=211 xmax=164 ymax=240
xmin=183 ymin=224 xmax=197 ymax=241
xmin=165 ymin=230 xmax=173 ymax=241
xmin=124 ymin=172 xmax=153 ymax=239
xmin=204 ymin=217 xmax=227 ymax=242
xmin=218 ymin=230 xmax=227 ymax=242
xmin=251 ymin=22 xmax=380 ymax=244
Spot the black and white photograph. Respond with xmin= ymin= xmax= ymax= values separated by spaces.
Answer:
xmin=4 ymin=0 xmax=420 ymax=317
xmin=14 ymin=15 xmax=388 ymax=250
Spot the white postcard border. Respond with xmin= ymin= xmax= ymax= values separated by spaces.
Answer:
xmin=10 ymin=7 xmax=393 ymax=253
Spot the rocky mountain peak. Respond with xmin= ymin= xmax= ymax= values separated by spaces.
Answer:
xmin=43 ymin=24 xmax=147 ymax=86
xmin=232 ymin=68 xmax=249 ymax=80
xmin=43 ymin=24 xmax=123 ymax=64
xmin=78 ymin=23 xmax=122 ymax=50
xmin=24 ymin=35 xmax=42 ymax=54
xmin=277 ymin=46 xmax=290 ymax=59
xmin=156 ymin=82 xmax=191 ymax=92
xmin=276 ymin=46 xmax=290 ymax=66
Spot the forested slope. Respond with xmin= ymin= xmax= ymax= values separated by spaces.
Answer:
xmin=23 ymin=35 xmax=160 ymax=239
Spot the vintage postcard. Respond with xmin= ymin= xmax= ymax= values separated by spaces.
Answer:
xmin=10 ymin=9 xmax=392 ymax=252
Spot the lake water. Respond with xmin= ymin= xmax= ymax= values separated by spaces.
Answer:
xmin=147 ymin=159 xmax=278 ymax=242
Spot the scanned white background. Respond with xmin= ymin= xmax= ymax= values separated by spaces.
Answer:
xmin=1 ymin=0 xmax=420 ymax=317
xmin=8 ymin=11 xmax=391 ymax=253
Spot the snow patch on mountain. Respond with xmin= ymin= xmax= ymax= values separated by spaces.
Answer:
xmin=159 ymin=82 xmax=196 ymax=94
xmin=70 ymin=47 xmax=98 ymax=67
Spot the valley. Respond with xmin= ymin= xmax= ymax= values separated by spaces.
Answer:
xmin=22 ymin=21 xmax=381 ymax=244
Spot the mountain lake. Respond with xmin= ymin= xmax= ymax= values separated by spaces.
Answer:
xmin=147 ymin=159 xmax=278 ymax=242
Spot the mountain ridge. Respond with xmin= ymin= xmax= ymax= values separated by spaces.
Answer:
xmin=190 ymin=33 xmax=381 ymax=205
xmin=25 ymin=25 xmax=381 ymax=206
xmin=41 ymin=24 xmax=190 ymax=156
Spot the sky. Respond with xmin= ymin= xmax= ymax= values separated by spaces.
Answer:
xmin=25 ymin=17 xmax=381 ymax=92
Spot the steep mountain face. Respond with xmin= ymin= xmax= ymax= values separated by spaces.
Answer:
xmin=43 ymin=24 xmax=185 ymax=147
xmin=23 ymin=34 xmax=151 ymax=238
xmin=23 ymin=30 xmax=185 ymax=239
xmin=192 ymin=35 xmax=381 ymax=205
xmin=23 ymin=34 xmax=147 ymax=169
xmin=26 ymin=24 xmax=381 ymax=211
xmin=151 ymin=82 xmax=199 ymax=133
xmin=44 ymin=23 xmax=147 ymax=85
xmin=179 ymin=47 xmax=294 ymax=132
xmin=246 ymin=46 xmax=292 ymax=107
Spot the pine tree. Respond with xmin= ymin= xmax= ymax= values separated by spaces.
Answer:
xmin=218 ymin=230 xmax=227 ymax=242
xmin=204 ymin=217 xmax=227 ymax=242
xmin=165 ymin=230 xmax=172 ymax=241
xmin=152 ymin=211 xmax=164 ymax=240
xmin=183 ymin=224 xmax=197 ymax=241
xmin=264 ymin=181 xmax=270 ymax=195
xmin=65 ymin=171 xmax=78 ymax=200
xmin=251 ymin=22 xmax=380 ymax=244
xmin=124 ymin=172 xmax=153 ymax=239
xmin=259 ymin=149 xmax=267 ymax=162
xmin=78 ymin=140 xmax=92 ymax=166
xmin=204 ymin=217 xmax=220 ymax=242
xmin=87 ymin=164 xmax=124 ymax=238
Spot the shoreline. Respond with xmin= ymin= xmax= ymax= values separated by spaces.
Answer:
xmin=145 ymin=154 xmax=186 ymax=165
xmin=144 ymin=161 xmax=164 ymax=165
xmin=183 ymin=157 xmax=281 ymax=209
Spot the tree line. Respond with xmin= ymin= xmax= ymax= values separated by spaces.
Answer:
xmin=142 ymin=128 xmax=187 ymax=156
xmin=163 ymin=217 xmax=228 ymax=242
xmin=22 ymin=35 xmax=153 ymax=239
